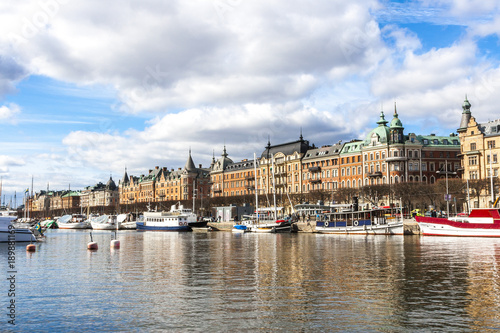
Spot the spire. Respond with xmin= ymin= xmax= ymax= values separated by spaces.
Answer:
xmin=458 ymin=95 xmax=472 ymax=132
xmin=222 ymin=145 xmax=228 ymax=158
xmin=122 ymin=167 xmax=129 ymax=184
xmin=185 ymin=149 xmax=196 ymax=171
xmin=390 ymin=102 xmax=403 ymax=130
xmin=300 ymin=127 xmax=303 ymax=141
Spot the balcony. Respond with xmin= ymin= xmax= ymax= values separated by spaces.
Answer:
xmin=385 ymin=156 xmax=407 ymax=162
xmin=309 ymin=166 xmax=321 ymax=172
xmin=368 ymin=171 xmax=382 ymax=178
xmin=245 ymin=175 xmax=255 ymax=180
xmin=310 ymin=179 xmax=322 ymax=184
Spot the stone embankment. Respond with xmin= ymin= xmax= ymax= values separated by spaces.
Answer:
xmin=208 ymin=220 xmax=422 ymax=234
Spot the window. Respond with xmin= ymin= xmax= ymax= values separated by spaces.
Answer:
xmin=488 ymin=140 xmax=496 ymax=149
xmin=469 ymin=156 xmax=478 ymax=165
xmin=470 ymin=143 xmax=476 ymax=151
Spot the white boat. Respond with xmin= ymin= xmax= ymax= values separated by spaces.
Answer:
xmin=416 ymin=208 xmax=500 ymax=237
xmin=57 ymin=214 xmax=91 ymax=229
xmin=136 ymin=203 xmax=195 ymax=231
xmin=0 ymin=215 xmax=36 ymax=243
xmin=315 ymin=206 xmax=404 ymax=235
xmin=119 ymin=214 xmax=140 ymax=230
xmin=90 ymin=215 xmax=121 ymax=230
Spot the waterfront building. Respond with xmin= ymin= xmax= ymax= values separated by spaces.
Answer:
xmin=457 ymin=97 xmax=499 ymax=208
xmin=207 ymin=105 xmax=461 ymax=210
xmin=80 ymin=177 xmax=119 ymax=212
xmin=301 ymin=142 xmax=343 ymax=193
xmin=119 ymin=151 xmax=211 ymax=209
xmin=259 ymin=135 xmax=313 ymax=196
xmin=210 ymin=146 xmax=258 ymax=198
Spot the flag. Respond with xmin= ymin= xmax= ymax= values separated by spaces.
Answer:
xmin=25 ymin=188 xmax=29 ymax=194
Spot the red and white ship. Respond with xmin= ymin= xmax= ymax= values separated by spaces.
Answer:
xmin=415 ymin=208 xmax=500 ymax=237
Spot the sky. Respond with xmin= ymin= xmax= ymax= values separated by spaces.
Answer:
xmin=2 ymin=0 xmax=500 ymax=206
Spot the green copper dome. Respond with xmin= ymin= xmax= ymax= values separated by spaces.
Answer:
xmin=390 ymin=103 xmax=403 ymax=129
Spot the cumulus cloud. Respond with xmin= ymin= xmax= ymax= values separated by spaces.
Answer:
xmin=0 ymin=103 xmax=21 ymax=122
xmin=2 ymin=0 xmax=383 ymax=112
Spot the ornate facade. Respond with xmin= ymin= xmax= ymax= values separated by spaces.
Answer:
xmin=458 ymin=97 xmax=499 ymax=207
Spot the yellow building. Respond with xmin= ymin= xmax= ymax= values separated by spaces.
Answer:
xmin=457 ymin=97 xmax=499 ymax=208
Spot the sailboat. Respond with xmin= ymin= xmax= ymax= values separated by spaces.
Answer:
xmin=242 ymin=154 xmax=291 ymax=233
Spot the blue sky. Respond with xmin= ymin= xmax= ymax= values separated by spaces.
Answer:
xmin=1 ymin=0 xmax=500 ymax=206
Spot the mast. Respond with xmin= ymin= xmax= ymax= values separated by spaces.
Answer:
xmin=254 ymin=153 xmax=259 ymax=223
xmin=192 ymin=179 xmax=196 ymax=214
xmin=272 ymin=156 xmax=277 ymax=220
xmin=490 ymin=144 xmax=495 ymax=207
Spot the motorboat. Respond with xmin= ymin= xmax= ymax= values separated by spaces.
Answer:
xmin=0 ymin=215 xmax=36 ymax=242
xmin=57 ymin=214 xmax=91 ymax=229
xmin=415 ymin=208 xmax=500 ymax=237
xmin=90 ymin=215 xmax=121 ymax=230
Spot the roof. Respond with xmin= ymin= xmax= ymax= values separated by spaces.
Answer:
xmin=260 ymin=136 xmax=312 ymax=159
xmin=303 ymin=143 xmax=343 ymax=160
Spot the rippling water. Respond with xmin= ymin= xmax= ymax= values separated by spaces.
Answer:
xmin=2 ymin=230 xmax=500 ymax=332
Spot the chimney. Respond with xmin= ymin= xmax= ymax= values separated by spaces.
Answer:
xmin=199 ymin=164 xmax=202 ymax=168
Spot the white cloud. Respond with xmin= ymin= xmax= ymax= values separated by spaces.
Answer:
xmin=0 ymin=103 xmax=21 ymax=122
xmin=2 ymin=0 xmax=384 ymax=112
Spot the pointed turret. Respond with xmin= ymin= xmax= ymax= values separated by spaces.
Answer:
xmin=122 ymin=167 xmax=129 ymax=185
xmin=458 ymin=95 xmax=472 ymax=132
xmin=185 ymin=149 xmax=196 ymax=171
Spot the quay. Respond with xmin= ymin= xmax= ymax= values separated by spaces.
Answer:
xmin=208 ymin=220 xmax=422 ymax=234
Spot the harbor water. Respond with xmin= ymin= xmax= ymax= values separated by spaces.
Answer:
xmin=2 ymin=230 xmax=500 ymax=332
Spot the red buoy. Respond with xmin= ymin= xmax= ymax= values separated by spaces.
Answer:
xmin=26 ymin=244 xmax=36 ymax=252
xmin=110 ymin=239 xmax=120 ymax=249
xmin=87 ymin=242 xmax=98 ymax=250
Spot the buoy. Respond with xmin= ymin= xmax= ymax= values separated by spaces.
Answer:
xmin=110 ymin=239 xmax=120 ymax=249
xmin=87 ymin=242 xmax=98 ymax=250
xmin=26 ymin=244 xmax=36 ymax=252
xmin=88 ymin=231 xmax=98 ymax=250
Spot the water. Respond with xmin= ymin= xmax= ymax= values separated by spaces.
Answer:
xmin=2 ymin=230 xmax=500 ymax=332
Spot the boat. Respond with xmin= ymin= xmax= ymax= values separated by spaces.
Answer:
xmin=415 ymin=208 xmax=500 ymax=237
xmin=57 ymin=214 xmax=91 ymax=229
xmin=90 ymin=215 xmax=121 ymax=230
xmin=136 ymin=203 xmax=196 ymax=231
xmin=119 ymin=213 xmax=140 ymax=230
xmin=187 ymin=216 xmax=208 ymax=228
xmin=242 ymin=207 xmax=292 ymax=233
xmin=0 ymin=214 xmax=36 ymax=243
xmin=315 ymin=206 xmax=404 ymax=235
xmin=232 ymin=224 xmax=249 ymax=233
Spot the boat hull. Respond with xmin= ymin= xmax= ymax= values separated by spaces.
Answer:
xmin=91 ymin=223 xmax=119 ymax=230
xmin=58 ymin=222 xmax=90 ymax=229
xmin=136 ymin=222 xmax=191 ymax=231
xmin=316 ymin=222 xmax=404 ymax=235
xmin=188 ymin=221 xmax=208 ymax=228
xmin=0 ymin=228 xmax=36 ymax=242
xmin=416 ymin=210 xmax=500 ymax=237
xmin=417 ymin=222 xmax=500 ymax=237
xmin=248 ymin=223 xmax=291 ymax=233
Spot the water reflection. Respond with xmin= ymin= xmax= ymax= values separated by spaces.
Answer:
xmin=2 ymin=231 xmax=500 ymax=332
